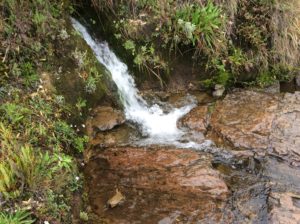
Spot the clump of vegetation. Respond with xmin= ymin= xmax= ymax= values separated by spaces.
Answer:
xmin=0 ymin=0 xmax=97 ymax=222
xmin=90 ymin=0 xmax=300 ymax=88
xmin=0 ymin=210 xmax=35 ymax=224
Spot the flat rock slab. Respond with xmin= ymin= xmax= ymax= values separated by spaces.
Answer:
xmin=85 ymin=147 xmax=229 ymax=223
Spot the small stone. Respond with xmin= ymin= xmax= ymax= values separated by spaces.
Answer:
xmin=213 ymin=84 xmax=225 ymax=97
xmin=107 ymin=189 xmax=125 ymax=208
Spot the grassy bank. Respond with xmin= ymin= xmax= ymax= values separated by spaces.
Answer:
xmin=0 ymin=0 xmax=108 ymax=223
xmin=88 ymin=0 xmax=300 ymax=88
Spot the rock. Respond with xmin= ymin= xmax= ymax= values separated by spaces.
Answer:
xmin=107 ymin=189 xmax=125 ymax=208
xmin=296 ymin=74 xmax=300 ymax=88
xmin=213 ymin=84 xmax=225 ymax=98
xmin=269 ymin=192 xmax=300 ymax=224
xmin=177 ymin=106 xmax=209 ymax=132
xmin=271 ymin=93 xmax=300 ymax=159
xmin=210 ymin=90 xmax=279 ymax=149
xmin=86 ymin=106 xmax=125 ymax=136
xmin=85 ymin=147 xmax=229 ymax=223
xmin=263 ymin=81 xmax=280 ymax=94
xmin=88 ymin=124 xmax=141 ymax=148
xmin=209 ymin=90 xmax=300 ymax=162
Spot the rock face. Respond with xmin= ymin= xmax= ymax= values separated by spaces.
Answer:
xmin=86 ymin=106 xmax=125 ymax=136
xmin=271 ymin=93 xmax=300 ymax=158
xmin=208 ymin=90 xmax=300 ymax=162
xmin=85 ymin=147 xmax=229 ymax=223
xmin=210 ymin=90 xmax=279 ymax=150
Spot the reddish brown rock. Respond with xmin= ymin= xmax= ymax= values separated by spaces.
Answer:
xmin=85 ymin=147 xmax=229 ymax=223
xmin=86 ymin=106 xmax=125 ymax=136
xmin=177 ymin=106 xmax=209 ymax=132
xmin=210 ymin=90 xmax=279 ymax=149
xmin=269 ymin=192 xmax=300 ymax=224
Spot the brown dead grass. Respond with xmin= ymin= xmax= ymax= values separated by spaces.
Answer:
xmin=271 ymin=0 xmax=300 ymax=68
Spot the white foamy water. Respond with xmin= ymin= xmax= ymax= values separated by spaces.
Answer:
xmin=71 ymin=18 xmax=205 ymax=144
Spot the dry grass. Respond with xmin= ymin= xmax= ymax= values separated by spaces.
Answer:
xmin=271 ymin=0 xmax=300 ymax=68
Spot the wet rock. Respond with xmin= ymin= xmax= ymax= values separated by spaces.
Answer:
xmin=269 ymin=192 xmax=300 ymax=224
xmin=86 ymin=106 xmax=125 ymax=136
xmin=211 ymin=90 xmax=278 ymax=149
xmin=86 ymin=147 xmax=229 ymax=223
xmin=177 ymin=106 xmax=209 ymax=132
xmin=88 ymin=124 xmax=141 ymax=148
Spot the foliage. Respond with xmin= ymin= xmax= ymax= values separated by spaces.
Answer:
xmin=173 ymin=2 xmax=225 ymax=53
xmin=91 ymin=0 xmax=300 ymax=88
xmin=0 ymin=210 xmax=35 ymax=224
xmin=0 ymin=0 xmax=87 ymax=223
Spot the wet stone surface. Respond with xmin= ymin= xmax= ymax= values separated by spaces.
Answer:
xmin=85 ymin=147 xmax=229 ymax=224
xmin=84 ymin=90 xmax=300 ymax=224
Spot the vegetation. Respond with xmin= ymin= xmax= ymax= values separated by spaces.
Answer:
xmin=0 ymin=0 xmax=106 ymax=222
xmin=90 ymin=0 xmax=300 ymax=88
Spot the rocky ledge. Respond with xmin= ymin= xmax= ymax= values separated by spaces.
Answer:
xmin=181 ymin=90 xmax=300 ymax=164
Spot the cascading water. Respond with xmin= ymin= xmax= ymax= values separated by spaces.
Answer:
xmin=71 ymin=18 xmax=211 ymax=147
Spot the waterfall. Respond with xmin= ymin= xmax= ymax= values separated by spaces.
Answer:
xmin=71 ymin=18 xmax=199 ymax=144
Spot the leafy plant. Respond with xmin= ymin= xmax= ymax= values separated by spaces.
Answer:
xmin=0 ymin=210 xmax=35 ymax=224
xmin=173 ymin=1 xmax=224 ymax=52
xmin=0 ymin=103 xmax=31 ymax=125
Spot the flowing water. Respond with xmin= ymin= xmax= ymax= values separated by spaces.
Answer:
xmin=71 ymin=18 xmax=204 ymax=146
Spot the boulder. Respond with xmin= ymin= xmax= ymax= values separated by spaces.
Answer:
xmin=177 ymin=106 xmax=209 ymax=132
xmin=86 ymin=106 xmax=125 ymax=136
xmin=85 ymin=147 xmax=229 ymax=223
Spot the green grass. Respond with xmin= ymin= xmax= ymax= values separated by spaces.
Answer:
xmin=0 ymin=0 xmax=89 ymax=223
xmin=0 ymin=210 xmax=35 ymax=224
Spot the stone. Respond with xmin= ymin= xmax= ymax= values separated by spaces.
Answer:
xmin=85 ymin=147 xmax=229 ymax=223
xmin=271 ymin=92 xmax=300 ymax=159
xmin=88 ymin=124 xmax=141 ymax=148
xmin=177 ymin=106 xmax=209 ymax=132
xmin=86 ymin=106 xmax=125 ymax=136
xmin=208 ymin=90 xmax=300 ymax=162
xmin=210 ymin=90 xmax=279 ymax=149
xmin=296 ymin=74 xmax=300 ymax=88
xmin=269 ymin=192 xmax=300 ymax=224
xmin=213 ymin=84 xmax=225 ymax=98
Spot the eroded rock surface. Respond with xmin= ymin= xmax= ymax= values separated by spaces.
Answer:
xmin=85 ymin=147 xmax=229 ymax=223
xmin=210 ymin=90 xmax=279 ymax=150
xmin=86 ymin=106 xmax=125 ymax=136
xmin=205 ymin=90 xmax=300 ymax=162
xmin=271 ymin=93 xmax=300 ymax=160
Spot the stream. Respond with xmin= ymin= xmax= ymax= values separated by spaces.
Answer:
xmin=72 ymin=18 xmax=300 ymax=224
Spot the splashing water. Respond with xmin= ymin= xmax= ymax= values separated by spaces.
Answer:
xmin=71 ymin=18 xmax=200 ymax=144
